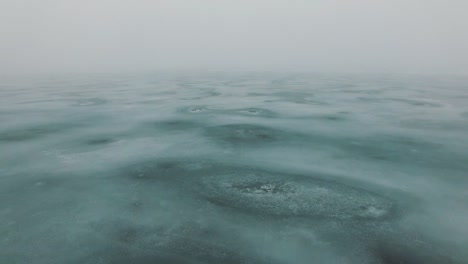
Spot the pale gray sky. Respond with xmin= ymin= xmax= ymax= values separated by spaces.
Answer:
xmin=1 ymin=0 xmax=467 ymax=75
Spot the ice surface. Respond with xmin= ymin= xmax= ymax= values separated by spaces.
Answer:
xmin=198 ymin=169 xmax=394 ymax=219
xmin=1 ymin=73 xmax=468 ymax=263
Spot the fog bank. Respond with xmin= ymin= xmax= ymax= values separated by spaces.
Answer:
xmin=1 ymin=0 xmax=467 ymax=75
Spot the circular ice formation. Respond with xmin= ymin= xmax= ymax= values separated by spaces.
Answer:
xmin=199 ymin=172 xmax=393 ymax=219
xmin=187 ymin=106 xmax=209 ymax=113
xmin=231 ymin=108 xmax=278 ymax=118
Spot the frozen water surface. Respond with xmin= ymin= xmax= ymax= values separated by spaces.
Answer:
xmin=1 ymin=73 xmax=468 ymax=263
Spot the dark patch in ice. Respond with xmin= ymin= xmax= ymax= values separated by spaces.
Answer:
xmin=89 ymin=220 xmax=162 ymax=252
xmin=198 ymin=170 xmax=395 ymax=220
xmin=209 ymin=91 xmax=222 ymax=97
xmin=105 ymin=255 xmax=194 ymax=264
xmin=145 ymin=120 xmax=203 ymax=132
xmin=323 ymin=115 xmax=343 ymax=121
xmin=328 ymin=134 xmax=444 ymax=164
xmin=128 ymin=200 xmax=144 ymax=213
xmin=2 ymin=176 xmax=68 ymax=197
xmin=262 ymin=91 xmax=329 ymax=105
xmin=105 ymin=247 xmax=271 ymax=264
xmin=54 ymin=133 xmax=122 ymax=154
xmin=272 ymin=91 xmax=314 ymax=98
xmin=399 ymin=119 xmax=468 ymax=131
xmin=156 ymin=222 xmax=276 ymax=264
xmin=90 ymin=220 xmax=275 ymax=264
xmin=180 ymin=91 xmax=221 ymax=100
xmin=373 ymin=242 xmax=457 ymax=264
xmin=120 ymin=159 xmax=204 ymax=182
xmin=123 ymin=161 xmax=179 ymax=181
xmin=0 ymin=122 xmax=82 ymax=142
xmin=247 ymin=92 xmax=267 ymax=96
xmin=143 ymin=91 xmax=177 ymax=96
xmin=138 ymin=99 xmax=165 ymax=105
xmin=341 ymin=89 xmax=382 ymax=95
xmin=265 ymin=98 xmax=328 ymax=106
xmin=460 ymin=111 xmax=468 ymax=119
xmin=357 ymin=97 xmax=383 ymax=103
xmin=389 ymin=98 xmax=443 ymax=108
xmin=204 ymin=124 xmax=281 ymax=145
xmin=307 ymin=113 xmax=348 ymax=122
xmin=18 ymin=98 xmax=70 ymax=105
xmin=162 ymin=239 xmax=248 ymax=263
xmin=85 ymin=137 xmax=115 ymax=145
xmin=114 ymin=226 xmax=143 ymax=244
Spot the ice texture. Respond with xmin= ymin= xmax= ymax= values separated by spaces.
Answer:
xmin=1 ymin=73 xmax=467 ymax=264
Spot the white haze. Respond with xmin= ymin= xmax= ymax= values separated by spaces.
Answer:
xmin=1 ymin=0 xmax=468 ymax=75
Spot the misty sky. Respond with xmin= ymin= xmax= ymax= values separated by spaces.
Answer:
xmin=1 ymin=0 xmax=467 ymax=75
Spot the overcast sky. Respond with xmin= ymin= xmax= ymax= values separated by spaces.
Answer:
xmin=1 ymin=0 xmax=467 ymax=75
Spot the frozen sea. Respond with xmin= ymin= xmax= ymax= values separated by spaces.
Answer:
xmin=1 ymin=73 xmax=468 ymax=263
